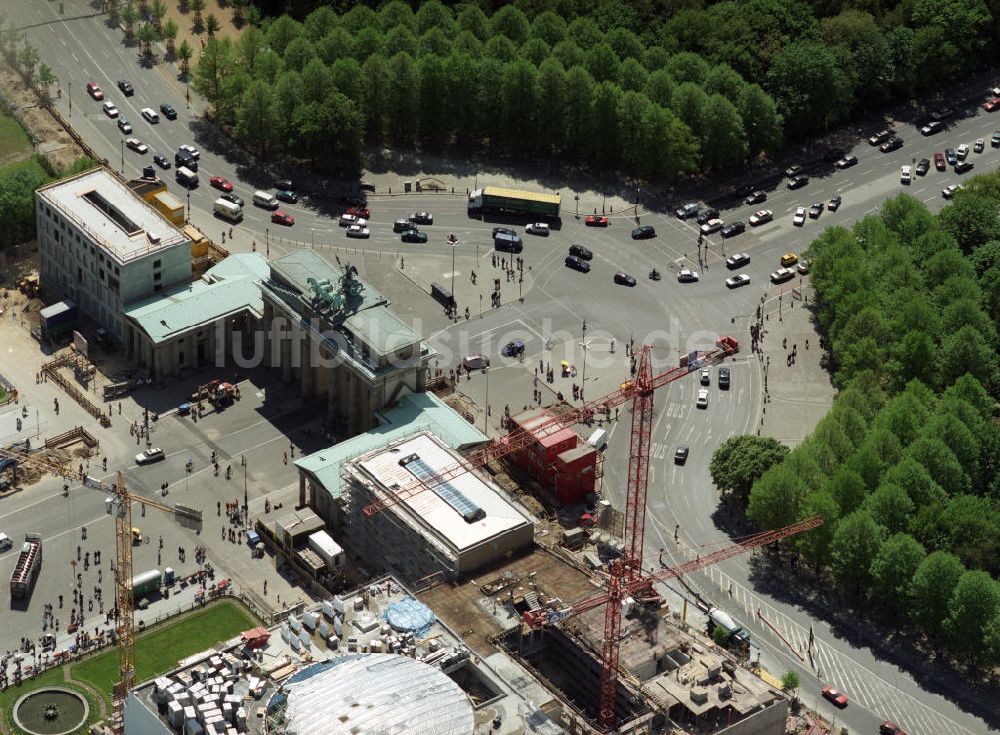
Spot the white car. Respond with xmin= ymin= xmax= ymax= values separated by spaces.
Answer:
xmin=696 ymin=389 xmax=709 ymax=409
xmin=797 ymin=259 xmax=810 ymax=274
xmin=975 ymin=138 xmax=985 ymax=153
xmin=677 ymin=268 xmax=699 ymax=283
xmin=725 ymin=273 xmax=751 ymax=288
xmin=942 ymin=184 xmax=961 ymax=199
xmin=339 ymin=214 xmax=367 ymax=227
xmin=135 ymin=447 xmax=165 ymax=465
xmin=526 ymin=222 xmax=550 ymax=236
xmin=792 ymin=207 xmax=806 ymax=226
xmin=102 ymin=101 xmax=119 ymax=118
xmin=770 ymin=267 xmax=795 ymax=283
xmin=900 ymin=165 xmax=911 ymax=183
xmin=956 ymin=143 xmax=969 ymax=160
xmin=0 ymin=533 xmax=11 ymax=552
xmin=749 ymin=209 xmax=773 ymax=226
xmin=700 ymin=218 xmax=724 ymax=235
xmin=179 ymin=144 xmax=200 ymax=160
xmin=126 ymin=137 xmax=148 ymax=154
xmin=346 ymin=224 xmax=370 ymax=238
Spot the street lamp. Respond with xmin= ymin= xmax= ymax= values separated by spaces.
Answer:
xmin=448 ymin=233 xmax=459 ymax=319
xmin=579 ymin=340 xmax=591 ymax=400
xmin=242 ymin=454 xmax=248 ymax=514
xmin=265 ymin=228 xmax=270 ymax=257
xmin=120 ymin=139 xmax=124 ymax=174
xmin=68 ymin=81 xmax=71 ymax=116
xmin=483 ymin=367 xmax=490 ymax=434
xmin=186 ymin=190 xmax=191 ymax=223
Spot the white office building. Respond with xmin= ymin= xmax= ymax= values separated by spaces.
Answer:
xmin=35 ymin=167 xmax=191 ymax=341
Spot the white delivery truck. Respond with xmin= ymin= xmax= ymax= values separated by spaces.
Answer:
xmin=213 ymin=197 xmax=242 ymax=222
xmin=175 ymin=166 xmax=198 ymax=188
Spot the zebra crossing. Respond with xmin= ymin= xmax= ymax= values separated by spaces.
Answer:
xmin=700 ymin=564 xmax=981 ymax=735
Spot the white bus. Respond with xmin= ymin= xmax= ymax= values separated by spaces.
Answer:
xmin=213 ymin=198 xmax=243 ymax=222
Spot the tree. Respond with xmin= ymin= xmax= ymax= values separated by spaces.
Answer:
xmin=747 ymin=463 xmax=808 ymax=531
xmin=710 ymin=435 xmax=789 ymax=505
xmin=587 ymin=82 xmax=623 ymax=165
xmin=149 ymin=0 xmax=167 ymax=29
xmin=938 ymin=193 xmax=1000 ymax=254
xmin=235 ymin=79 xmax=279 ymax=157
xmin=552 ymin=40 xmax=584 ymax=70
xmin=670 ymin=82 xmax=708 ymax=137
xmin=204 ymin=13 xmax=220 ymax=38
xmin=941 ymin=495 xmax=1000 ymax=576
xmin=644 ymin=70 xmax=675 ymax=108
xmin=780 ymin=670 xmax=800 ymax=694
xmin=188 ymin=0 xmax=204 ymax=34
xmin=535 ymin=58 xmax=567 ymax=154
xmin=264 ymin=14 xmax=300 ymax=56
xmin=883 ymin=457 xmax=947 ymax=509
xmin=700 ymin=95 xmax=747 ymax=168
xmin=490 ymin=5 xmax=530 ymax=44
xmin=283 ymin=37 xmax=316 ymax=72
xmin=377 ymin=1 xmax=413 ymax=33
xmin=767 ymin=40 xmax=851 ymax=136
xmin=230 ymin=0 xmax=245 ymax=27
xmin=532 ymin=11 xmax=567 ymax=47
xmin=830 ymin=510 xmax=886 ymax=595
xmin=386 ymin=52 xmax=419 ymax=144
xmin=136 ymin=22 xmax=158 ymax=60
xmin=457 ymin=5 xmax=488 ymax=40
xmin=938 ymin=329 xmax=999 ymax=392
xmin=567 ymin=16 xmax=601 ymax=49
xmin=443 ymin=51 xmax=478 ymax=143
xmin=665 ymin=51 xmax=709 ymax=85
xmin=822 ymin=467 xmax=867 ymax=516
xmin=414 ymin=1 xmax=454 ymax=36
xmin=584 ymin=43 xmax=620 ymax=84
xmin=863 ymin=483 xmax=914 ymax=535
xmin=177 ymin=39 xmax=193 ymax=76
xmin=869 ymin=533 xmax=926 ymax=611
xmin=909 ymin=550 xmax=965 ymax=638
xmin=796 ymin=490 xmax=840 ymax=572
xmin=418 ymin=54 xmax=449 ymax=144
xmin=944 ymin=570 xmax=1000 ymax=666
xmin=519 ymin=38 xmax=550 ymax=67
xmin=192 ymin=37 xmax=234 ymax=104
xmin=119 ymin=1 xmax=138 ymax=40
xmin=712 ymin=625 xmax=731 ymax=647
xmin=37 ymin=64 xmax=56 ymax=102
xmin=162 ymin=19 xmax=178 ymax=57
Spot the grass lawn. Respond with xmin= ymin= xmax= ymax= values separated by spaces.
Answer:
xmin=0 ymin=157 xmax=48 ymax=182
xmin=69 ymin=600 xmax=257 ymax=710
xmin=0 ymin=666 xmax=101 ymax=735
xmin=0 ymin=114 xmax=32 ymax=166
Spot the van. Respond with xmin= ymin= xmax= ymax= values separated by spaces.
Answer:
xmin=494 ymin=232 xmax=523 ymax=253
xmin=214 ymin=198 xmax=243 ymax=222
xmin=586 ymin=428 xmax=607 ymax=448
xmin=175 ymin=166 xmax=198 ymax=188
xmin=253 ymin=190 xmax=279 ymax=209
xmin=141 ymin=107 xmax=160 ymax=124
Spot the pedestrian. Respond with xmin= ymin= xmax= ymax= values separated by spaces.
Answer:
xmin=283 ymin=452 xmax=288 ymax=465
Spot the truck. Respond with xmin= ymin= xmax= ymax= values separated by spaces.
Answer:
xmin=468 ymin=187 xmax=561 ymax=219
xmin=152 ymin=191 xmax=185 ymax=226
xmin=132 ymin=568 xmax=162 ymax=597
xmin=213 ymin=197 xmax=243 ymax=223
xmin=39 ymin=300 xmax=78 ymax=342
xmin=175 ymin=166 xmax=198 ymax=189
xmin=10 ymin=533 xmax=42 ymax=599
xmin=707 ymin=606 xmax=752 ymax=646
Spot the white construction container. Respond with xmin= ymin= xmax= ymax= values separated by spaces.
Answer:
xmin=307 ymin=530 xmax=345 ymax=569
xmin=167 ymin=701 xmax=184 ymax=728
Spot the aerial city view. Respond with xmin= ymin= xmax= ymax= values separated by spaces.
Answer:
xmin=0 ymin=0 xmax=999 ymax=734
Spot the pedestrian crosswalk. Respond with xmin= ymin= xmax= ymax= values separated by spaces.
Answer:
xmin=695 ymin=564 xmax=981 ymax=735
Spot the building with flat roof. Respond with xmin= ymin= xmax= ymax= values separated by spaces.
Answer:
xmin=260 ymin=250 xmax=435 ymax=437
xmin=35 ymin=167 xmax=192 ymax=341
xmin=123 ymin=253 xmax=268 ymax=381
xmin=339 ymin=431 xmax=535 ymax=583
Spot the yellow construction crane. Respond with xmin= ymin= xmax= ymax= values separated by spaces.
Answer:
xmin=0 ymin=446 xmax=201 ymax=735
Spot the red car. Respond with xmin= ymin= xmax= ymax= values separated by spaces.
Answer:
xmin=984 ymin=97 xmax=1000 ymax=112
xmin=934 ymin=152 xmax=946 ymax=171
xmin=585 ymin=215 xmax=609 ymax=227
xmin=347 ymin=206 xmax=371 ymax=219
xmin=820 ymin=685 xmax=848 ymax=708
xmin=210 ymin=176 xmax=233 ymax=192
xmin=880 ymin=721 xmax=907 ymax=735
xmin=271 ymin=211 xmax=294 ymax=226
xmin=86 ymin=81 xmax=104 ymax=100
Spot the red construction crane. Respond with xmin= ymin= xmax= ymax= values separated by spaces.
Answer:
xmin=363 ymin=336 xmax=740 ymax=516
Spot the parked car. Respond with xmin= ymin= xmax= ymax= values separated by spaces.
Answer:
xmin=210 ymin=176 xmax=233 ymax=192
xmin=569 ymin=244 xmax=593 ymax=260
xmin=271 ymin=211 xmax=295 ymax=226
xmin=781 ymin=252 xmax=799 ymax=267
xmin=346 ymin=224 xmax=370 ymax=238
xmin=86 ymin=81 xmax=104 ymax=100
xmin=677 ymin=269 xmax=699 ymax=283
xmin=159 ymin=103 xmax=177 ymax=120
xmin=674 ymin=446 xmax=689 ymax=464
xmin=117 ymin=118 xmax=132 ymax=134
xmin=462 ymin=354 xmax=490 ymax=370
xmin=565 ymin=255 xmax=591 ymax=273
xmin=526 ymin=222 xmax=550 ymax=236
xmin=784 ymin=164 xmax=803 ymax=177
xmin=394 ymin=219 xmax=413 ymax=233
xmin=879 ymin=137 xmax=903 ymax=152
xmin=501 ymin=340 xmax=525 ymax=357
xmin=347 ymin=207 xmax=371 ymax=219
xmin=744 ymin=190 xmax=767 ymax=205
xmin=868 ymin=129 xmax=892 ymax=145
xmin=103 ymin=101 xmax=119 ymax=118
xmin=749 ymin=210 xmax=772 ymax=226
xmin=954 ymin=160 xmax=974 ymax=174
xmin=942 ymin=184 xmax=961 ymax=199
xmin=584 ymin=215 xmax=609 ymax=226
xmin=339 ymin=214 xmax=366 ymax=227
xmin=808 ymin=202 xmax=824 ymax=218
xmin=409 ymin=212 xmax=433 ymax=225
xmin=992 ymin=131 xmax=1000 ymax=147
xmin=696 ymin=389 xmax=709 ymax=408
xmin=696 ymin=208 xmax=720 ymax=225
xmin=125 ymin=137 xmax=148 ymax=154
xmin=920 ymin=120 xmax=944 ymax=135
xmin=614 ymin=272 xmax=637 ymax=286
xmin=276 ymin=190 xmax=298 ymax=204
xmin=821 ymin=686 xmax=848 ymax=708
xmin=117 ymin=79 xmax=134 ymax=96
xmin=797 ymin=259 xmax=810 ymax=274
xmin=721 ymin=221 xmax=745 ymax=238
xmin=787 ymin=174 xmax=809 ymax=189
xmin=152 ymin=154 xmax=170 ymax=169
xmin=956 ymin=143 xmax=970 ymax=160
xmin=700 ymin=219 xmax=724 ymax=235
xmin=135 ymin=447 xmax=165 ymax=465
xmin=725 ymin=273 xmax=751 ymax=288
xmin=770 ymin=267 xmax=795 ymax=283
xmin=700 ymin=368 xmax=711 ymax=385
xmin=945 ymin=148 xmax=957 ymax=165
xmin=179 ymin=144 xmax=200 ymax=160
xmin=792 ymin=207 xmax=807 ymax=226
xmin=915 ymin=158 xmax=930 ymax=176
xmin=631 ymin=225 xmax=656 ymax=239
xmin=718 ymin=367 xmax=730 ymax=389
xmin=725 ymin=253 xmax=750 ymax=269
xmin=492 ymin=227 xmax=515 ymax=238
xmin=984 ymin=97 xmax=1000 ymax=112
xmin=935 ymin=152 xmax=947 ymax=170
xmin=675 ymin=202 xmax=699 ymax=219
xmin=879 ymin=721 xmax=907 ymax=735
xmin=835 ymin=154 xmax=858 ymax=169
xmin=900 ymin=165 xmax=911 ymax=183
xmin=828 ymin=195 xmax=842 ymax=211
xmin=975 ymin=138 xmax=985 ymax=153
xmin=401 ymin=230 xmax=427 ymax=243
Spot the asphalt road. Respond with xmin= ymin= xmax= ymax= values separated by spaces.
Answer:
xmin=6 ymin=2 xmax=999 ymax=733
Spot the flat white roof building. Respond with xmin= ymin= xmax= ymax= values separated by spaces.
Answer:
xmin=342 ymin=432 xmax=535 ymax=582
xmin=35 ymin=167 xmax=192 ymax=341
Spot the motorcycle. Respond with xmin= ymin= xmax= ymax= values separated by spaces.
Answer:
xmin=649 ymin=269 xmax=661 ymax=281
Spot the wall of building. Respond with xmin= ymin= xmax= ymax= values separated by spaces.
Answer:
xmin=715 ymin=698 xmax=788 ymax=735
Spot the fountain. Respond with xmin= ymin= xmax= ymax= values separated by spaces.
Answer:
xmin=12 ymin=688 xmax=88 ymax=735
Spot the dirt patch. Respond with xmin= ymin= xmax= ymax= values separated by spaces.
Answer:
xmin=0 ymin=63 xmax=86 ymax=174
xmin=162 ymin=0 xmax=246 ymax=62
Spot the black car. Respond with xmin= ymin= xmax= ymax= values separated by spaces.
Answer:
xmin=920 ymin=120 xmax=944 ymax=136
xmin=159 ymin=103 xmax=177 ymax=120
xmin=784 ymin=164 xmax=803 ymax=177
xmin=117 ymin=79 xmax=134 ymax=96
xmin=401 ymin=230 xmax=428 ymax=243
xmin=614 ymin=272 xmax=637 ymax=286
xmin=568 ymin=244 xmax=593 ymax=260
xmin=342 ymin=193 xmax=366 ymax=206
xmin=880 ymin=137 xmax=904 ymax=152
xmin=674 ymin=446 xmax=689 ymax=465
xmin=220 ymin=192 xmax=244 ymax=207
xmin=808 ymin=203 xmax=824 ymax=218
xmin=835 ymin=155 xmax=858 ymax=169
xmin=152 ymin=154 xmax=170 ymax=169
xmin=274 ymin=179 xmax=294 ymax=191
xmin=721 ymin=221 xmax=745 ymax=238
xmin=360 ymin=181 xmax=376 ymax=192
xmin=787 ymin=174 xmax=809 ymax=189
xmin=631 ymin=225 xmax=656 ymax=239
xmin=955 ymin=160 xmax=974 ymax=174
xmin=822 ymin=148 xmax=846 ymax=163
xmin=501 ymin=340 xmax=525 ymax=357
xmin=275 ymin=190 xmax=298 ymax=204
xmin=174 ymin=152 xmax=197 ymax=171
xmin=916 ymin=158 xmax=930 ymax=176
xmin=744 ymin=190 xmax=767 ymax=205
xmin=565 ymin=255 xmax=591 ymax=272
xmin=696 ymin=208 xmax=720 ymax=225
xmin=732 ymin=184 xmax=756 ymax=199
xmin=718 ymin=367 xmax=730 ymax=389
xmin=829 ymin=195 xmax=842 ymax=211
xmin=930 ymin=107 xmax=954 ymax=121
